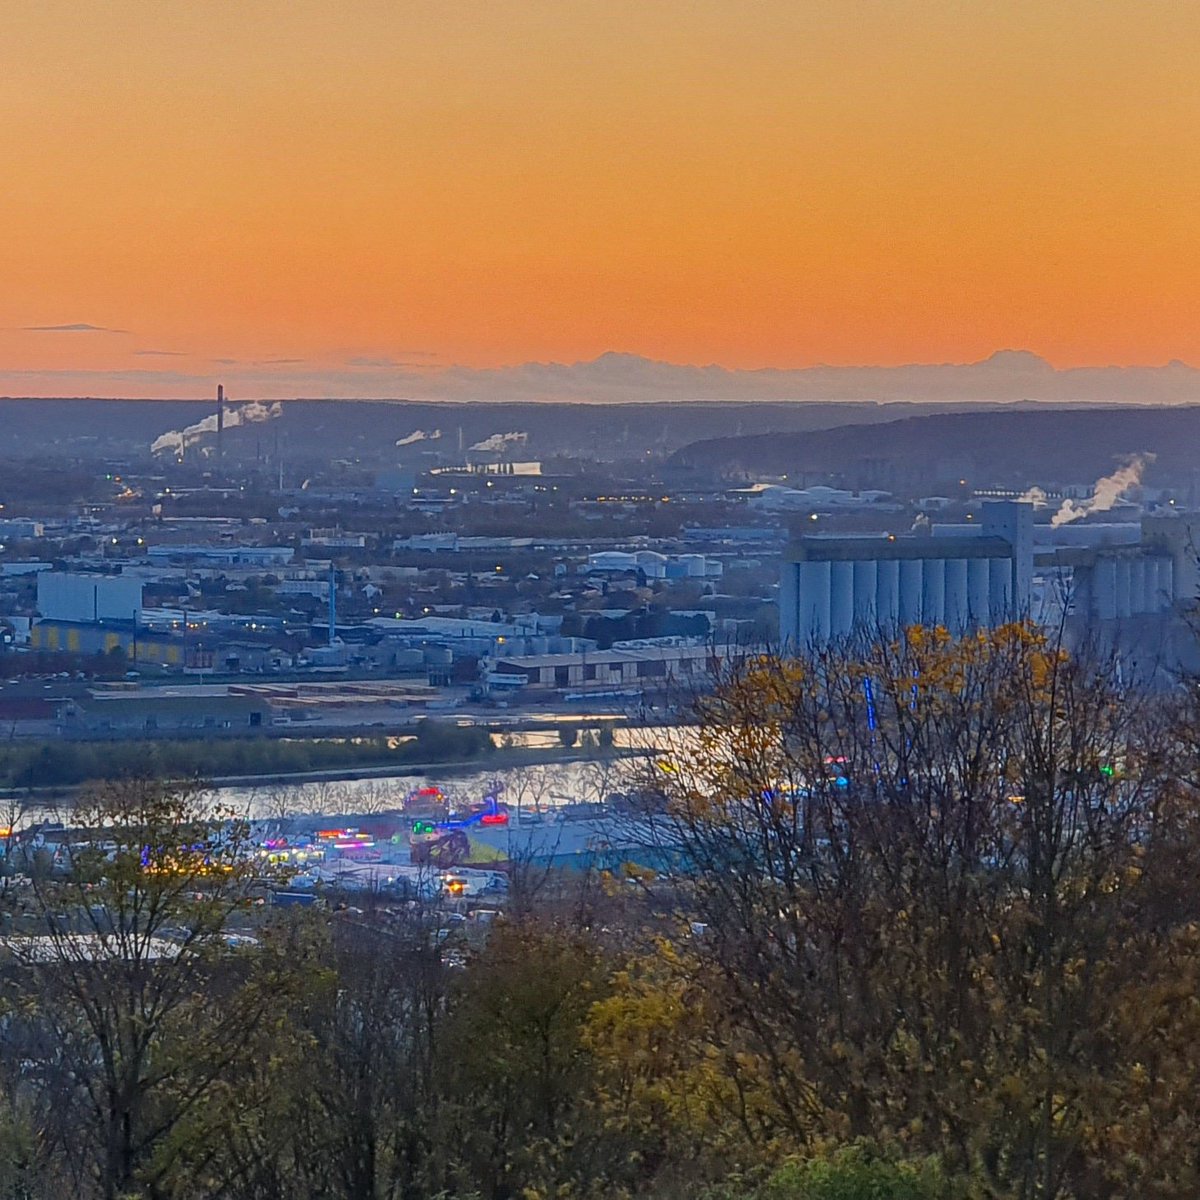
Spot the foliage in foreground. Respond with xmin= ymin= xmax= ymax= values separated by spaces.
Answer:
xmin=644 ymin=623 xmax=1200 ymax=1200
xmin=1 ymin=625 xmax=1200 ymax=1199
xmin=705 ymin=1146 xmax=947 ymax=1200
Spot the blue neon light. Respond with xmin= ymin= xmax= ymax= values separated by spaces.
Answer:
xmin=863 ymin=677 xmax=877 ymax=732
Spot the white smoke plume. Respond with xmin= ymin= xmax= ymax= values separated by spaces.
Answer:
xmin=151 ymin=400 xmax=283 ymax=456
xmin=468 ymin=431 xmax=528 ymax=454
xmin=1019 ymin=485 xmax=1050 ymax=507
xmin=395 ymin=429 xmax=441 ymax=447
xmin=1050 ymin=453 xmax=1155 ymax=527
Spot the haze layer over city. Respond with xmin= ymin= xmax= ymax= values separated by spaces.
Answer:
xmin=2 ymin=4 xmax=1200 ymax=1200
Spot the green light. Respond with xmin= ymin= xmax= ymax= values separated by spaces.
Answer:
xmin=1100 ymin=764 xmax=1115 ymax=777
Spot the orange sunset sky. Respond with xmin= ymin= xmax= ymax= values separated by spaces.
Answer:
xmin=2 ymin=0 xmax=1198 ymax=398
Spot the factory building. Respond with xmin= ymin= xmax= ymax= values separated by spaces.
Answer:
xmin=28 ymin=620 xmax=187 ymax=665
xmin=585 ymin=550 xmax=722 ymax=579
xmin=1062 ymin=514 xmax=1194 ymax=621
xmin=781 ymin=502 xmax=1200 ymax=650
xmin=0 ymin=518 xmax=45 ymax=539
xmin=780 ymin=501 xmax=1033 ymax=647
xmin=1061 ymin=551 xmax=1175 ymax=621
xmin=37 ymin=572 xmax=144 ymax=624
xmin=484 ymin=644 xmax=720 ymax=693
xmin=144 ymin=545 xmax=294 ymax=567
xmin=60 ymin=691 xmax=269 ymax=736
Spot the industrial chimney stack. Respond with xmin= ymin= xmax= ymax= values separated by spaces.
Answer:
xmin=328 ymin=561 xmax=337 ymax=646
xmin=216 ymin=384 xmax=225 ymax=458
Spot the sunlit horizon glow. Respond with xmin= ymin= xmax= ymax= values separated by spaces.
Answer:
xmin=2 ymin=0 xmax=1198 ymax=398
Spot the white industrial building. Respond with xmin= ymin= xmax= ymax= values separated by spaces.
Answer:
xmin=780 ymin=502 xmax=1033 ymax=646
xmin=737 ymin=484 xmax=895 ymax=512
xmin=483 ymin=644 xmax=721 ymax=693
xmin=585 ymin=550 xmax=722 ymax=579
xmin=36 ymin=572 xmax=144 ymax=624
xmin=301 ymin=529 xmax=366 ymax=549
xmin=781 ymin=502 xmax=1198 ymax=648
xmin=1059 ymin=514 xmax=1191 ymax=621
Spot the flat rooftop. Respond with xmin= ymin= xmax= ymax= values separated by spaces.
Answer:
xmin=787 ymin=535 xmax=1013 ymax=562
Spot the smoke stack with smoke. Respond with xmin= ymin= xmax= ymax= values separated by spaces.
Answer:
xmin=1050 ymin=453 xmax=1155 ymax=527
xmin=151 ymin=400 xmax=283 ymax=457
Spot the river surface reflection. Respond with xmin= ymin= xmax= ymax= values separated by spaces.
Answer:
xmin=213 ymin=725 xmax=681 ymax=820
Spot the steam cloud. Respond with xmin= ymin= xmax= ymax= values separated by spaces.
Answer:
xmin=151 ymin=400 xmax=283 ymax=456
xmin=395 ymin=429 xmax=441 ymax=447
xmin=468 ymin=431 xmax=528 ymax=454
xmin=1050 ymin=454 xmax=1154 ymax=527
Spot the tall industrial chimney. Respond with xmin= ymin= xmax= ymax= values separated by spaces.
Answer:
xmin=216 ymin=384 xmax=225 ymax=459
xmin=328 ymin=561 xmax=337 ymax=647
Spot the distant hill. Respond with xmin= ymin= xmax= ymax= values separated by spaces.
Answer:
xmin=672 ymin=406 xmax=1200 ymax=490
xmin=0 ymin=397 xmax=1015 ymax=463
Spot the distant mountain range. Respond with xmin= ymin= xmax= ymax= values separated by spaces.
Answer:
xmin=421 ymin=349 xmax=1200 ymax=404
xmin=6 ymin=349 xmax=1200 ymax=404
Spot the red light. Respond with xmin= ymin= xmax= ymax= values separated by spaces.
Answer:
xmin=480 ymin=812 xmax=509 ymax=826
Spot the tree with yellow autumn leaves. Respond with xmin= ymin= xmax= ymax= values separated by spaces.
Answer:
xmin=635 ymin=622 xmax=1200 ymax=1198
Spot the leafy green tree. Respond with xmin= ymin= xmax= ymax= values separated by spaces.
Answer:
xmin=436 ymin=921 xmax=608 ymax=1199
xmin=753 ymin=1145 xmax=946 ymax=1200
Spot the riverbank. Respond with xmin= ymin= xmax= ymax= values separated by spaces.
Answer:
xmin=0 ymin=743 xmax=650 ymax=803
